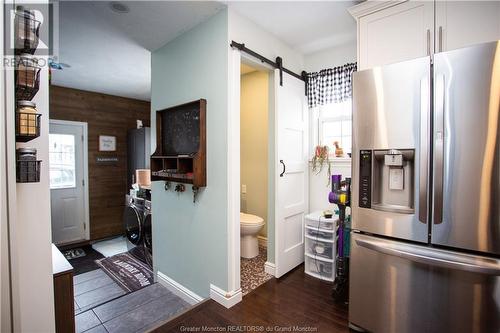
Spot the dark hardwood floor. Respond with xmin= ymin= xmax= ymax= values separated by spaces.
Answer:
xmin=151 ymin=265 xmax=349 ymax=333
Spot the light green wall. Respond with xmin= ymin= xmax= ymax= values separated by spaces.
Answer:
xmin=151 ymin=10 xmax=229 ymax=297
xmin=240 ymin=71 xmax=268 ymax=237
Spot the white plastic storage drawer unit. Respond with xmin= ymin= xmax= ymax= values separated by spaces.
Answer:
xmin=304 ymin=211 xmax=337 ymax=282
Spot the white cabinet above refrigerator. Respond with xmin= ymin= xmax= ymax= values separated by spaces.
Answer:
xmin=350 ymin=0 xmax=500 ymax=70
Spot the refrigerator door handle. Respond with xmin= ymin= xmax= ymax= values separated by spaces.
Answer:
xmin=356 ymin=236 xmax=500 ymax=275
xmin=433 ymin=74 xmax=445 ymax=225
xmin=418 ymin=77 xmax=430 ymax=224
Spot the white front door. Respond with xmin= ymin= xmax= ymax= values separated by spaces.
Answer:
xmin=49 ymin=120 xmax=88 ymax=244
xmin=274 ymin=71 xmax=308 ymax=278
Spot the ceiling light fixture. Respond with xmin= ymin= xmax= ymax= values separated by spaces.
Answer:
xmin=109 ymin=1 xmax=130 ymax=14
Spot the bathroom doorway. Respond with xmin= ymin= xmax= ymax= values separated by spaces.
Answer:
xmin=227 ymin=48 xmax=308 ymax=305
xmin=239 ymin=61 xmax=273 ymax=295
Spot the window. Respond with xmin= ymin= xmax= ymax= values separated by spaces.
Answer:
xmin=311 ymin=100 xmax=352 ymax=158
xmin=49 ymin=134 xmax=76 ymax=189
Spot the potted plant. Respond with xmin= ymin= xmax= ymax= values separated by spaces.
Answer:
xmin=311 ymin=145 xmax=331 ymax=186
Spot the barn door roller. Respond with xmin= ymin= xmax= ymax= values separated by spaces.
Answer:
xmin=230 ymin=41 xmax=307 ymax=94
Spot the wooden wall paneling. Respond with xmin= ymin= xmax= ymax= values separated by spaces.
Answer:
xmin=49 ymin=85 xmax=151 ymax=241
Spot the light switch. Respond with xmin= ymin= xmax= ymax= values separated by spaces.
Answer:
xmin=242 ymin=184 xmax=247 ymax=194
xmin=389 ymin=168 xmax=404 ymax=190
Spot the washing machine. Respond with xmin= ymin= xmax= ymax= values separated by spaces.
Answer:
xmin=143 ymin=199 xmax=153 ymax=267
xmin=123 ymin=195 xmax=152 ymax=267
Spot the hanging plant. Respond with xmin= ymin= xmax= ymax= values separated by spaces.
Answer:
xmin=311 ymin=145 xmax=331 ymax=186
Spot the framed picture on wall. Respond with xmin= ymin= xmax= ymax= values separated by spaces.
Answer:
xmin=99 ymin=135 xmax=116 ymax=151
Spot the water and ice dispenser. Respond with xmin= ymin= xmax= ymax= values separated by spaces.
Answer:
xmin=359 ymin=149 xmax=415 ymax=214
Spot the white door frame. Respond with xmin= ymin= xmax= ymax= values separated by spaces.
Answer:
xmin=225 ymin=48 xmax=276 ymax=307
xmin=0 ymin=1 xmax=13 ymax=330
xmin=49 ymin=119 xmax=90 ymax=241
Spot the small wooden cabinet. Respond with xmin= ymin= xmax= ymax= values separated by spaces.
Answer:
xmin=151 ymin=99 xmax=206 ymax=187
xmin=52 ymin=244 xmax=75 ymax=333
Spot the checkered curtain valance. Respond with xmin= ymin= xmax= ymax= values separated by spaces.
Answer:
xmin=307 ymin=62 xmax=357 ymax=108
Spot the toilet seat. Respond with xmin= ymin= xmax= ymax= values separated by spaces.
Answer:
xmin=240 ymin=212 xmax=264 ymax=225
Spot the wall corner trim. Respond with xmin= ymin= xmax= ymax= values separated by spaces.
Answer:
xmin=209 ymin=284 xmax=242 ymax=309
xmin=156 ymin=271 xmax=204 ymax=305
xmin=264 ymin=261 xmax=276 ymax=276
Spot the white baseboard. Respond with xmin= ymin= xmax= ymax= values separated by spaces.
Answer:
xmin=156 ymin=271 xmax=204 ymax=305
xmin=264 ymin=261 xmax=276 ymax=276
xmin=257 ymin=236 xmax=267 ymax=248
xmin=210 ymin=284 xmax=242 ymax=308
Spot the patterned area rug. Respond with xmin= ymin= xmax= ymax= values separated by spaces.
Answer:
xmin=241 ymin=247 xmax=273 ymax=296
xmin=96 ymin=251 xmax=154 ymax=293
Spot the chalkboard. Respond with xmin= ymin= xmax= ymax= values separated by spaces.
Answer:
xmin=161 ymin=103 xmax=200 ymax=155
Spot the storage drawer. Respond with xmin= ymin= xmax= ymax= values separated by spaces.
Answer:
xmin=305 ymin=227 xmax=334 ymax=241
xmin=305 ymin=256 xmax=334 ymax=281
xmin=350 ymin=233 xmax=500 ymax=333
xmin=306 ymin=238 xmax=334 ymax=260
xmin=305 ymin=216 xmax=336 ymax=230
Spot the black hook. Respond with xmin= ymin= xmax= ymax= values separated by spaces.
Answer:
xmin=192 ymin=186 xmax=199 ymax=203
xmin=175 ymin=184 xmax=185 ymax=193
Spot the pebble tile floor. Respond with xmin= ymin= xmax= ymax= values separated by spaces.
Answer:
xmin=240 ymin=247 xmax=273 ymax=295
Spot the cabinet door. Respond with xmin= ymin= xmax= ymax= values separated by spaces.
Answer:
xmin=358 ymin=1 xmax=434 ymax=70
xmin=436 ymin=1 xmax=500 ymax=53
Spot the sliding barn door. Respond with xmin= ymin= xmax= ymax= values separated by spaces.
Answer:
xmin=274 ymin=70 xmax=308 ymax=278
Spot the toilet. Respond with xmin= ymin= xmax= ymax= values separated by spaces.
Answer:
xmin=240 ymin=212 xmax=265 ymax=259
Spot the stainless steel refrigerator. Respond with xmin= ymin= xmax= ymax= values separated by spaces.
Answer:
xmin=349 ymin=41 xmax=500 ymax=333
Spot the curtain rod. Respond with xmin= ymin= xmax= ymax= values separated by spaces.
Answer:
xmin=230 ymin=41 xmax=308 ymax=89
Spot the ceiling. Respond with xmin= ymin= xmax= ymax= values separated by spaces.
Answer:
xmin=228 ymin=1 xmax=360 ymax=54
xmin=52 ymin=1 xmax=358 ymax=101
xmin=51 ymin=1 xmax=225 ymax=101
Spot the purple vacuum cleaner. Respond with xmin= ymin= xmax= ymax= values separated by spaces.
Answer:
xmin=328 ymin=174 xmax=351 ymax=304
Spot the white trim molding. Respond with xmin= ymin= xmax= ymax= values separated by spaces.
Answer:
xmin=264 ymin=261 xmax=276 ymax=277
xmin=348 ymin=0 xmax=406 ymax=20
xmin=227 ymin=47 xmax=242 ymax=297
xmin=156 ymin=271 xmax=204 ymax=306
xmin=210 ymin=284 xmax=242 ymax=309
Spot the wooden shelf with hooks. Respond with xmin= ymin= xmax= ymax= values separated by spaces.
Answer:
xmin=151 ymin=99 xmax=206 ymax=187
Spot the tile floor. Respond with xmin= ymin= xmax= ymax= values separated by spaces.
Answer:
xmin=240 ymin=246 xmax=273 ymax=295
xmin=74 ymin=269 xmax=126 ymax=314
xmin=74 ymin=270 xmax=190 ymax=333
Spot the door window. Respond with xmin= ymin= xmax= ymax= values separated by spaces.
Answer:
xmin=49 ymin=134 xmax=76 ymax=189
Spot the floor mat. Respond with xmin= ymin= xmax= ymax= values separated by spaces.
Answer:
xmin=64 ymin=248 xmax=86 ymax=260
xmin=63 ymin=245 xmax=104 ymax=276
xmin=92 ymin=236 xmax=128 ymax=257
xmin=241 ymin=246 xmax=273 ymax=295
xmin=96 ymin=252 xmax=154 ymax=293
